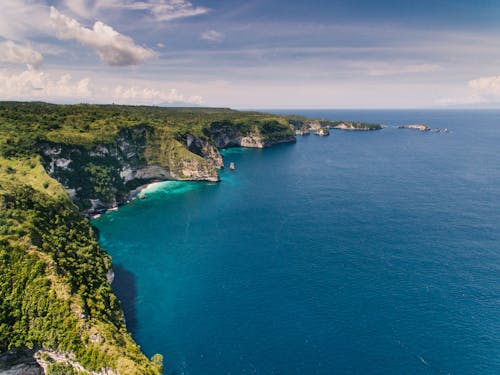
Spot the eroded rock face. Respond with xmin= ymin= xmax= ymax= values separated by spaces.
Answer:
xmin=120 ymin=165 xmax=171 ymax=183
xmin=240 ymin=135 xmax=265 ymax=148
xmin=106 ymin=269 xmax=115 ymax=284
xmin=315 ymin=127 xmax=330 ymax=136
xmin=0 ymin=350 xmax=43 ymax=375
xmin=169 ymin=156 xmax=219 ymax=182
xmin=209 ymin=120 xmax=295 ymax=149
xmin=397 ymin=124 xmax=431 ymax=131
xmin=210 ymin=121 xmax=244 ymax=148
xmin=40 ymin=126 xmax=221 ymax=213
xmin=307 ymin=121 xmax=322 ymax=131
xmin=186 ymin=134 xmax=224 ymax=168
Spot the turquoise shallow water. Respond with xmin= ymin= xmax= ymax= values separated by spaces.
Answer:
xmin=94 ymin=110 xmax=500 ymax=374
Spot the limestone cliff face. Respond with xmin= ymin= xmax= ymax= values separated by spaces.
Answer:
xmin=40 ymin=126 xmax=221 ymax=213
xmin=209 ymin=120 xmax=296 ymax=149
xmin=290 ymin=118 xmax=382 ymax=133
xmin=185 ymin=134 xmax=224 ymax=169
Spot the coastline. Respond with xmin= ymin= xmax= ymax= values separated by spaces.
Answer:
xmin=91 ymin=181 xmax=167 ymax=219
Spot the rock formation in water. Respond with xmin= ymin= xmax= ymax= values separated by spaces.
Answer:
xmin=315 ymin=127 xmax=330 ymax=136
xmin=397 ymin=124 xmax=431 ymax=131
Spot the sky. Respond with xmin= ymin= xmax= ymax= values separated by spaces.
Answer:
xmin=1 ymin=0 xmax=500 ymax=108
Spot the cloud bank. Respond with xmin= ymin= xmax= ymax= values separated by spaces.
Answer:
xmin=0 ymin=69 xmax=92 ymax=100
xmin=0 ymin=41 xmax=43 ymax=68
xmin=468 ymin=76 xmax=500 ymax=98
xmin=0 ymin=0 xmax=52 ymax=40
xmin=0 ymin=68 xmax=203 ymax=105
xmin=114 ymin=86 xmax=203 ymax=104
xmin=50 ymin=6 xmax=157 ymax=66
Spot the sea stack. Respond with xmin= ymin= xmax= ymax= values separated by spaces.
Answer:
xmin=229 ymin=162 xmax=236 ymax=170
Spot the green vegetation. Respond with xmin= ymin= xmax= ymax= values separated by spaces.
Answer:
xmin=46 ymin=362 xmax=84 ymax=375
xmin=285 ymin=114 xmax=382 ymax=130
xmin=0 ymin=180 xmax=162 ymax=374
xmin=0 ymin=102 xmax=295 ymax=210
xmin=0 ymin=101 xmax=296 ymax=373
xmin=0 ymin=102 xmax=293 ymax=157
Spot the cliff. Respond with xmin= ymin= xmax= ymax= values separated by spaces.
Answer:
xmin=210 ymin=118 xmax=296 ymax=148
xmin=39 ymin=126 xmax=222 ymax=213
xmin=287 ymin=115 xmax=383 ymax=134
xmin=29 ymin=108 xmax=296 ymax=214
xmin=0 ymin=102 xmax=296 ymax=374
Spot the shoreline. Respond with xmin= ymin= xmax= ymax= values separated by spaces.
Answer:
xmin=90 ymin=181 xmax=164 ymax=219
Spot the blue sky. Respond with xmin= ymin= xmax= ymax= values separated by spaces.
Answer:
xmin=1 ymin=0 xmax=500 ymax=108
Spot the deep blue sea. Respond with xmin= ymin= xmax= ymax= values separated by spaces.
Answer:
xmin=93 ymin=110 xmax=500 ymax=374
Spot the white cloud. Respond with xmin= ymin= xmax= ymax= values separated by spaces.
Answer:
xmin=63 ymin=0 xmax=95 ymax=18
xmin=118 ymin=0 xmax=209 ymax=21
xmin=0 ymin=68 xmax=92 ymax=100
xmin=0 ymin=67 xmax=203 ymax=105
xmin=468 ymin=75 xmax=500 ymax=97
xmin=200 ymin=30 xmax=224 ymax=43
xmin=65 ymin=0 xmax=209 ymax=21
xmin=113 ymin=86 xmax=203 ymax=104
xmin=0 ymin=41 xmax=43 ymax=69
xmin=0 ymin=0 xmax=51 ymax=40
xmin=32 ymin=43 xmax=67 ymax=57
xmin=436 ymin=76 xmax=500 ymax=106
xmin=50 ymin=6 xmax=157 ymax=66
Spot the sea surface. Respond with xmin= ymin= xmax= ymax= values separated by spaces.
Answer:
xmin=93 ymin=110 xmax=500 ymax=374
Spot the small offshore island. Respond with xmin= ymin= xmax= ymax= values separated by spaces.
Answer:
xmin=0 ymin=102 xmax=385 ymax=374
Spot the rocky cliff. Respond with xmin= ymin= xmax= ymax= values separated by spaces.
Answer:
xmin=210 ymin=119 xmax=296 ymax=149
xmin=39 ymin=117 xmax=295 ymax=214
xmin=40 ymin=126 xmax=224 ymax=213
xmin=287 ymin=116 xmax=383 ymax=134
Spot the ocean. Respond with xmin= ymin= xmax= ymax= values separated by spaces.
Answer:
xmin=93 ymin=110 xmax=500 ymax=374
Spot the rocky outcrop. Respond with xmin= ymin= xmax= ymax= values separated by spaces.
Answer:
xmin=186 ymin=134 xmax=224 ymax=168
xmin=209 ymin=120 xmax=295 ymax=149
xmin=330 ymin=122 xmax=379 ymax=131
xmin=40 ymin=126 xmax=221 ymax=213
xmin=120 ymin=165 xmax=171 ymax=183
xmin=34 ymin=349 xmax=119 ymax=375
xmin=290 ymin=117 xmax=382 ymax=133
xmin=397 ymin=124 xmax=430 ymax=131
xmin=295 ymin=129 xmax=310 ymax=135
xmin=0 ymin=349 xmax=43 ymax=375
xmin=315 ymin=128 xmax=330 ymax=136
